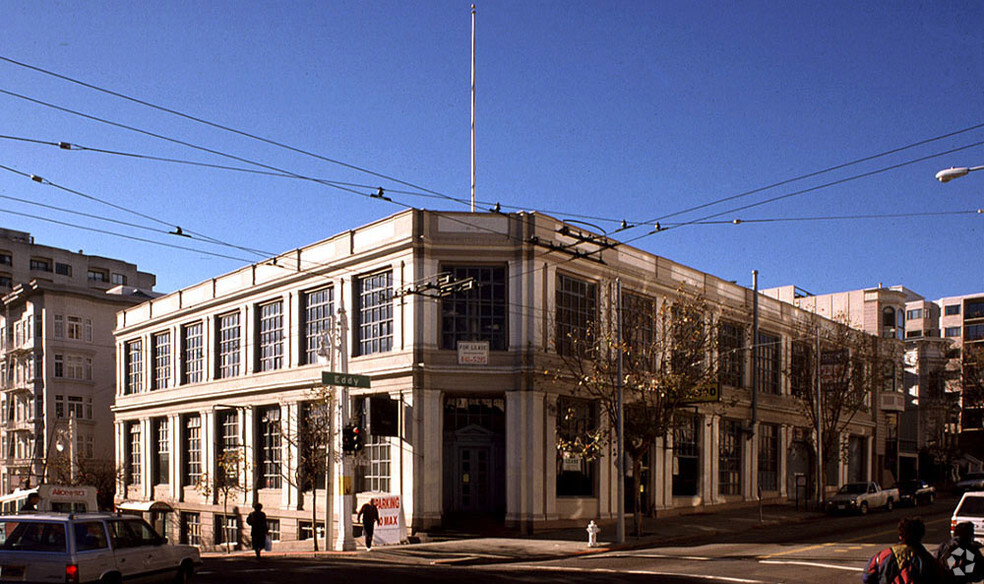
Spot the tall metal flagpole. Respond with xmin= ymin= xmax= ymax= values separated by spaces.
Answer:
xmin=470 ymin=4 xmax=477 ymax=212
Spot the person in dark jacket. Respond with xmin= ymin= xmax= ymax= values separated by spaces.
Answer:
xmin=357 ymin=498 xmax=380 ymax=551
xmin=862 ymin=517 xmax=942 ymax=584
xmin=936 ymin=522 xmax=984 ymax=583
xmin=246 ymin=503 xmax=269 ymax=559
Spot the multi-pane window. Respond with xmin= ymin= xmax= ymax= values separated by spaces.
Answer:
xmin=556 ymin=274 xmax=597 ymax=357
xmin=54 ymin=354 xmax=64 ymax=378
xmin=266 ymin=520 xmax=280 ymax=542
xmin=217 ymin=312 xmax=240 ymax=379
xmin=111 ymin=273 xmax=127 ymax=285
xmin=672 ymin=414 xmax=700 ymax=497
xmin=440 ymin=266 xmax=508 ymax=351
xmin=967 ymin=301 xmax=984 ymax=319
xmin=87 ymin=269 xmax=109 ymax=282
xmin=214 ymin=515 xmax=239 ymax=547
xmin=790 ymin=341 xmax=812 ymax=397
xmin=945 ymin=304 xmax=961 ymax=316
xmin=303 ymin=287 xmax=334 ymax=365
xmin=754 ymin=331 xmax=781 ymax=395
xmin=127 ymin=422 xmax=142 ymax=486
xmin=67 ymin=316 xmax=83 ymax=340
xmin=217 ymin=410 xmax=240 ymax=487
xmin=946 ymin=327 xmax=962 ymax=338
xmin=757 ymin=423 xmax=778 ymax=492
xmin=718 ymin=419 xmax=742 ymax=496
xmin=182 ymin=322 xmax=203 ymax=385
xmin=53 ymin=315 xmax=64 ymax=338
xmin=356 ymin=436 xmax=391 ymax=492
xmin=67 ymin=396 xmax=84 ymax=419
xmin=153 ymin=332 xmax=171 ymax=390
xmin=180 ymin=512 xmax=201 ymax=546
xmin=153 ymin=418 xmax=169 ymax=485
xmin=300 ymin=402 xmax=328 ymax=491
xmin=258 ymin=301 xmax=283 ymax=372
xmin=183 ymin=415 xmax=202 ymax=486
xmin=622 ymin=292 xmax=656 ymax=367
xmin=125 ymin=340 xmax=143 ymax=395
xmin=719 ymin=321 xmax=745 ymax=387
xmin=30 ymin=258 xmax=51 ymax=272
xmin=258 ymin=407 xmax=281 ymax=489
xmin=906 ymin=309 xmax=923 ymax=320
xmin=0 ymin=253 xmax=10 ymax=266
xmin=55 ymin=262 xmax=72 ymax=276
xmin=556 ymin=396 xmax=597 ymax=497
xmin=357 ymin=271 xmax=393 ymax=355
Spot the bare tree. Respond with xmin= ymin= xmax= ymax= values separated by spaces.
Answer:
xmin=280 ymin=393 xmax=334 ymax=551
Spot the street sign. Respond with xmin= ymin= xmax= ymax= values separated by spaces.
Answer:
xmin=322 ymin=371 xmax=371 ymax=388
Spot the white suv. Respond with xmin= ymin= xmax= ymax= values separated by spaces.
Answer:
xmin=951 ymin=491 xmax=984 ymax=544
xmin=0 ymin=512 xmax=201 ymax=583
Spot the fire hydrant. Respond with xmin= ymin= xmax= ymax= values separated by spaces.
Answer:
xmin=586 ymin=520 xmax=600 ymax=547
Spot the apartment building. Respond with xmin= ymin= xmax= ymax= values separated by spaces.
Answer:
xmin=0 ymin=228 xmax=156 ymax=493
xmin=932 ymin=293 xmax=984 ymax=461
xmin=114 ymin=210 xmax=889 ymax=548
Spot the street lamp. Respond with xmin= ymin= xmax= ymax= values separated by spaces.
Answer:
xmin=935 ymin=165 xmax=984 ymax=183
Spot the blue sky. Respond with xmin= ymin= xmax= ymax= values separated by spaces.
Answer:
xmin=2 ymin=1 xmax=982 ymax=300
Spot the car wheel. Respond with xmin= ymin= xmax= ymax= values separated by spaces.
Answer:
xmin=101 ymin=573 xmax=122 ymax=584
xmin=886 ymin=499 xmax=894 ymax=512
xmin=859 ymin=502 xmax=869 ymax=515
xmin=174 ymin=563 xmax=192 ymax=584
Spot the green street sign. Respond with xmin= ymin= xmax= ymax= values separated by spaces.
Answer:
xmin=322 ymin=371 xmax=371 ymax=389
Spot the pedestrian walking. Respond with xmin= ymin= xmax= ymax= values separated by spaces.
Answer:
xmin=936 ymin=522 xmax=984 ymax=583
xmin=246 ymin=503 xmax=269 ymax=559
xmin=862 ymin=517 xmax=942 ymax=584
xmin=357 ymin=498 xmax=380 ymax=551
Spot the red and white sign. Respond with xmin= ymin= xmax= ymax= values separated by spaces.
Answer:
xmin=356 ymin=492 xmax=407 ymax=546
xmin=457 ymin=341 xmax=489 ymax=365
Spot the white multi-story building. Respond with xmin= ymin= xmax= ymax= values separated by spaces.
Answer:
xmin=114 ymin=210 xmax=890 ymax=548
xmin=0 ymin=228 xmax=156 ymax=493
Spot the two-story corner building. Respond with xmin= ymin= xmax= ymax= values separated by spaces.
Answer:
xmin=113 ymin=209 xmax=882 ymax=549
xmin=0 ymin=227 xmax=156 ymax=493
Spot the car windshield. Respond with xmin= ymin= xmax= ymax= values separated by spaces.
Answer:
xmin=0 ymin=520 xmax=67 ymax=552
xmin=837 ymin=483 xmax=868 ymax=495
xmin=957 ymin=496 xmax=984 ymax=517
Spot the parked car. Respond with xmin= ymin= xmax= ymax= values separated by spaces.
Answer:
xmin=956 ymin=471 xmax=984 ymax=493
xmin=951 ymin=490 xmax=984 ymax=544
xmin=824 ymin=481 xmax=898 ymax=515
xmin=0 ymin=512 xmax=201 ymax=583
xmin=895 ymin=479 xmax=936 ymax=506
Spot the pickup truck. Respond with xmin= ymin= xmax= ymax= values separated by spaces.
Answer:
xmin=824 ymin=481 xmax=899 ymax=515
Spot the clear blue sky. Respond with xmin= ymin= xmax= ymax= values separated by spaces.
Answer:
xmin=2 ymin=1 xmax=982 ymax=300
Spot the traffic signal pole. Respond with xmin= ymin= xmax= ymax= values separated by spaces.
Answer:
xmin=334 ymin=306 xmax=357 ymax=551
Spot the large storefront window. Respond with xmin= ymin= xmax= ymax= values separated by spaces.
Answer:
xmin=556 ymin=396 xmax=598 ymax=497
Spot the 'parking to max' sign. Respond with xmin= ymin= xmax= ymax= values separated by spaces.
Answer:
xmin=322 ymin=371 xmax=371 ymax=388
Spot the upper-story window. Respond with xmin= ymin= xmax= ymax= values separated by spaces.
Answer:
xmin=182 ymin=322 xmax=203 ymax=385
xmin=125 ymin=339 xmax=143 ymax=395
xmin=303 ymin=287 xmax=334 ymax=365
xmin=356 ymin=271 xmax=393 ymax=356
xmin=217 ymin=312 xmax=241 ymax=379
xmin=945 ymin=304 xmax=961 ymax=316
xmin=258 ymin=301 xmax=284 ymax=372
xmin=0 ymin=253 xmax=12 ymax=266
xmin=111 ymin=273 xmax=127 ymax=285
xmin=555 ymin=273 xmax=597 ymax=357
xmin=719 ymin=321 xmax=745 ymax=388
xmin=87 ymin=269 xmax=109 ymax=283
xmin=968 ymin=301 xmax=984 ymax=320
xmin=257 ymin=406 xmax=282 ymax=489
xmin=945 ymin=327 xmax=962 ymax=338
xmin=754 ymin=331 xmax=781 ymax=395
xmin=907 ymin=309 xmax=923 ymax=320
xmin=0 ymin=274 xmax=10 ymax=289
xmin=127 ymin=422 xmax=142 ymax=486
xmin=54 ymin=263 xmax=72 ymax=277
xmin=67 ymin=316 xmax=82 ymax=341
xmin=153 ymin=332 xmax=171 ymax=390
xmin=440 ymin=266 xmax=508 ymax=351
xmin=30 ymin=257 xmax=51 ymax=272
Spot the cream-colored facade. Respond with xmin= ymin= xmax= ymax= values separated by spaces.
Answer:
xmin=0 ymin=228 xmax=156 ymax=493
xmin=114 ymin=210 xmax=883 ymax=548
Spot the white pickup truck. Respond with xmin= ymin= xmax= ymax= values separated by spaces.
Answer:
xmin=824 ymin=481 xmax=899 ymax=515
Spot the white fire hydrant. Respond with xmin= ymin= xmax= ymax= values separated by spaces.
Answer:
xmin=586 ymin=520 xmax=600 ymax=547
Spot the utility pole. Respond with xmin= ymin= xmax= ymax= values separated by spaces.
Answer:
xmin=333 ymin=306 xmax=356 ymax=551
xmin=815 ymin=325 xmax=823 ymax=511
xmin=615 ymin=278 xmax=625 ymax=544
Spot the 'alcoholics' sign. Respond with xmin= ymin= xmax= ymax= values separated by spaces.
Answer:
xmin=322 ymin=371 xmax=371 ymax=388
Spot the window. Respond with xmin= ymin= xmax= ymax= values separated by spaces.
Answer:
xmin=180 ymin=512 xmax=201 ymax=546
xmin=59 ymin=355 xmax=89 ymax=381
xmin=66 ymin=396 xmax=84 ymax=418
xmin=969 ymin=301 xmax=984 ymax=320
xmin=672 ymin=414 xmax=700 ymax=497
xmin=906 ymin=330 xmax=923 ymax=339
xmin=214 ymin=515 xmax=239 ymax=547
xmin=125 ymin=340 xmax=143 ymax=394
xmin=356 ymin=436 xmax=391 ymax=492
xmin=54 ymin=263 xmax=72 ymax=276
xmin=0 ymin=253 xmax=11 ymax=266
xmin=754 ymin=331 xmax=780 ymax=395
xmin=790 ymin=341 xmax=812 ymax=396
xmin=303 ymin=287 xmax=334 ymax=365
xmin=216 ymin=312 xmax=240 ymax=379
xmin=946 ymin=327 xmax=962 ymax=338
xmin=555 ymin=274 xmax=597 ymax=357
xmin=719 ymin=321 xmax=745 ymax=387
xmin=907 ymin=309 xmax=923 ymax=320
xmin=967 ymin=324 xmax=984 ymax=342
xmin=55 ymin=395 xmax=64 ymax=418
xmin=0 ymin=274 xmax=10 ymax=289
xmin=182 ymin=322 xmax=203 ymax=384
xmin=111 ymin=273 xmax=127 ymax=285
xmin=67 ymin=316 xmax=83 ymax=341
xmin=153 ymin=418 xmax=169 ymax=485
xmin=300 ymin=402 xmax=328 ymax=491
xmin=258 ymin=301 xmax=283 ymax=372
xmin=153 ymin=332 xmax=171 ymax=390
xmin=30 ymin=258 xmax=51 ymax=272
xmin=718 ymin=419 xmax=743 ymax=496
xmin=183 ymin=415 xmax=201 ymax=486
xmin=945 ymin=304 xmax=961 ymax=316
xmin=556 ymin=396 xmax=597 ymax=497
xmin=298 ymin=521 xmax=325 ymax=541
xmin=127 ymin=422 xmax=142 ymax=486
xmin=87 ymin=269 xmax=108 ymax=282
xmin=217 ymin=410 xmax=240 ymax=487
xmin=622 ymin=292 xmax=656 ymax=369
xmin=257 ymin=406 xmax=281 ymax=489
xmin=758 ymin=423 xmax=778 ymax=492
xmin=440 ymin=266 xmax=508 ymax=351
xmin=54 ymin=354 xmax=64 ymax=378
xmin=882 ymin=307 xmax=896 ymax=327
xmin=54 ymin=315 xmax=64 ymax=338
xmin=357 ymin=271 xmax=393 ymax=355
xmin=266 ymin=520 xmax=280 ymax=542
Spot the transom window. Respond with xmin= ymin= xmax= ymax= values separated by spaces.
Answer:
xmin=357 ymin=271 xmax=393 ymax=356
xmin=182 ymin=322 xmax=203 ymax=385
xmin=303 ymin=287 xmax=334 ymax=365
xmin=555 ymin=274 xmax=597 ymax=357
xmin=258 ymin=301 xmax=283 ymax=372
xmin=440 ymin=266 xmax=508 ymax=351
xmin=217 ymin=312 xmax=240 ymax=379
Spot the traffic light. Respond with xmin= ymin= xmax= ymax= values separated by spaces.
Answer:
xmin=351 ymin=424 xmax=364 ymax=453
xmin=341 ymin=425 xmax=354 ymax=453
xmin=342 ymin=424 xmax=364 ymax=454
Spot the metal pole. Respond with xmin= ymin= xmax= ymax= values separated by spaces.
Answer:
xmin=616 ymin=278 xmax=625 ymax=544
xmin=334 ymin=306 xmax=356 ymax=551
xmin=325 ymin=322 xmax=336 ymax=548
xmin=751 ymin=270 xmax=758 ymax=434
xmin=815 ymin=326 xmax=823 ymax=511
xmin=470 ymin=4 xmax=477 ymax=212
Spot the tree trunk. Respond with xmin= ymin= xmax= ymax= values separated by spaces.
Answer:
xmin=632 ymin=457 xmax=643 ymax=537
xmin=312 ymin=489 xmax=319 ymax=551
